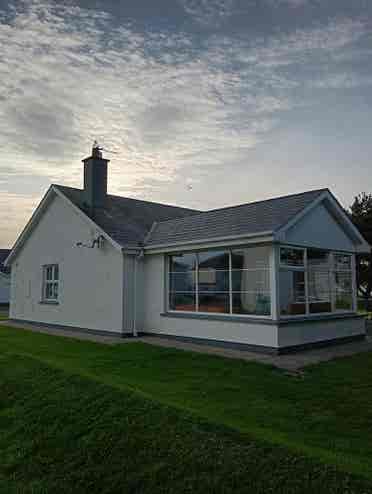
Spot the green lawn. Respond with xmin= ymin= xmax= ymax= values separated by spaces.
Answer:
xmin=1 ymin=324 xmax=372 ymax=491
xmin=2 ymin=354 xmax=371 ymax=493
xmin=0 ymin=313 xmax=8 ymax=321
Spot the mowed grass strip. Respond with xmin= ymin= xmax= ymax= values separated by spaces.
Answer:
xmin=1 ymin=325 xmax=372 ymax=479
xmin=1 ymin=354 xmax=371 ymax=494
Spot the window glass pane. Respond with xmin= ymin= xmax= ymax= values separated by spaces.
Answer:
xmin=280 ymin=270 xmax=306 ymax=315
xmin=198 ymin=250 xmax=229 ymax=271
xmin=198 ymin=250 xmax=230 ymax=294
xmin=169 ymin=272 xmax=196 ymax=292
xmin=334 ymin=253 xmax=351 ymax=271
xmin=232 ymin=269 xmax=269 ymax=293
xmin=307 ymin=249 xmax=329 ymax=268
xmin=231 ymin=246 xmax=270 ymax=270
xmin=280 ymin=247 xmax=304 ymax=267
xmin=198 ymin=292 xmax=229 ymax=313
xmin=53 ymin=283 xmax=58 ymax=299
xmin=46 ymin=266 xmax=53 ymax=280
xmin=54 ymin=265 xmax=59 ymax=281
xmin=334 ymin=271 xmax=353 ymax=311
xmin=169 ymin=292 xmax=196 ymax=311
xmin=308 ymin=270 xmax=332 ymax=313
xmin=307 ymin=251 xmax=331 ymax=313
xmin=198 ymin=270 xmax=229 ymax=292
xmin=335 ymin=292 xmax=352 ymax=311
xmin=45 ymin=283 xmax=52 ymax=299
xmin=169 ymin=253 xmax=197 ymax=272
xmin=232 ymin=292 xmax=271 ymax=316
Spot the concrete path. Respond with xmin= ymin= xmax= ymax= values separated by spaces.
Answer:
xmin=1 ymin=319 xmax=372 ymax=371
xmin=143 ymin=334 xmax=372 ymax=372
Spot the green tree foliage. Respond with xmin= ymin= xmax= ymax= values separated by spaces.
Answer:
xmin=350 ymin=193 xmax=372 ymax=309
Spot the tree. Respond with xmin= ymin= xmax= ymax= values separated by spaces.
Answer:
xmin=350 ymin=193 xmax=372 ymax=311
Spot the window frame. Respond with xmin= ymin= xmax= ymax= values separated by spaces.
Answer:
xmin=167 ymin=247 xmax=272 ymax=319
xmin=42 ymin=264 xmax=59 ymax=303
xmin=279 ymin=246 xmax=354 ymax=318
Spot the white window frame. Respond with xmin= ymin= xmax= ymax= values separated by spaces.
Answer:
xmin=167 ymin=247 xmax=272 ymax=319
xmin=279 ymin=246 xmax=354 ymax=318
xmin=42 ymin=264 xmax=59 ymax=302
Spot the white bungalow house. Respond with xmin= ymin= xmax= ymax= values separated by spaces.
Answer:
xmin=5 ymin=145 xmax=370 ymax=353
xmin=0 ymin=249 xmax=11 ymax=306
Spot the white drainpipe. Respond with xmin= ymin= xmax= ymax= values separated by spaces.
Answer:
xmin=133 ymin=255 xmax=138 ymax=337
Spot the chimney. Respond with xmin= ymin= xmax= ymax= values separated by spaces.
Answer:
xmin=82 ymin=141 xmax=110 ymax=212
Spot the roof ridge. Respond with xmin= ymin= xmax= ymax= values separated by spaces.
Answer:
xmin=53 ymin=184 xmax=200 ymax=213
xmin=152 ymin=188 xmax=329 ymax=227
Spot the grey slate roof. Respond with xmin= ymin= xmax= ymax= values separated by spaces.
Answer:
xmin=55 ymin=185 xmax=200 ymax=247
xmin=145 ymin=189 xmax=328 ymax=247
xmin=0 ymin=249 xmax=11 ymax=274
xmin=56 ymin=185 xmax=328 ymax=249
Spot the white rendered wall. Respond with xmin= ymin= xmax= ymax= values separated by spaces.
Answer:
xmin=142 ymin=253 xmax=278 ymax=348
xmin=0 ymin=273 xmax=10 ymax=304
xmin=9 ymin=194 xmax=124 ymax=333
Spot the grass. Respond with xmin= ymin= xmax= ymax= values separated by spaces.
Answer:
xmin=0 ymin=313 xmax=9 ymax=321
xmin=1 ymin=325 xmax=372 ymax=490
xmin=1 ymin=353 xmax=372 ymax=493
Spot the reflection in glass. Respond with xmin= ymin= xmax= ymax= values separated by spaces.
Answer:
xmin=280 ymin=270 xmax=306 ymax=315
xmin=280 ymin=247 xmax=304 ymax=267
xmin=169 ymin=292 xmax=196 ymax=312
xmin=198 ymin=292 xmax=229 ymax=313
xmin=232 ymin=292 xmax=271 ymax=316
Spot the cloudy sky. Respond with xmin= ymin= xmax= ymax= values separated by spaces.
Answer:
xmin=0 ymin=0 xmax=372 ymax=247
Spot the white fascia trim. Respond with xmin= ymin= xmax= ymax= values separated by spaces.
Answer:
xmin=275 ymin=190 xmax=371 ymax=253
xmin=144 ymin=231 xmax=274 ymax=254
xmin=53 ymin=186 xmax=123 ymax=252
xmin=5 ymin=186 xmax=55 ymax=266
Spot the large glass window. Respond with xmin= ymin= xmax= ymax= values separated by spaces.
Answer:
xmin=168 ymin=246 xmax=271 ymax=316
xmin=280 ymin=247 xmax=354 ymax=317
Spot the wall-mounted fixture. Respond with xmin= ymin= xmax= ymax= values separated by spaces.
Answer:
xmin=76 ymin=235 xmax=105 ymax=249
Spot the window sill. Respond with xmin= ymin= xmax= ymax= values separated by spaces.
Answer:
xmin=39 ymin=300 xmax=59 ymax=305
xmin=160 ymin=312 xmax=275 ymax=324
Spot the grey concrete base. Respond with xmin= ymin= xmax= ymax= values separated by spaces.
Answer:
xmin=277 ymin=334 xmax=366 ymax=354
xmin=141 ymin=332 xmax=278 ymax=354
xmin=141 ymin=332 xmax=366 ymax=355
xmin=4 ymin=319 xmax=133 ymax=344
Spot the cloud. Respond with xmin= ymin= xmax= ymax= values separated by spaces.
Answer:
xmin=265 ymin=0 xmax=309 ymax=8
xmin=178 ymin=0 xmax=235 ymax=27
xmin=0 ymin=0 xmax=371 ymax=246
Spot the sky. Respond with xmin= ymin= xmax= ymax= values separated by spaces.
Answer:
xmin=0 ymin=0 xmax=372 ymax=248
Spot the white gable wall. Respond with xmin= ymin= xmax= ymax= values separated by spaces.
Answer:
xmin=284 ymin=201 xmax=355 ymax=252
xmin=0 ymin=273 xmax=10 ymax=304
xmin=9 ymin=193 xmax=124 ymax=333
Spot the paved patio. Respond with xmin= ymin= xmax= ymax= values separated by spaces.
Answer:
xmin=1 ymin=319 xmax=372 ymax=372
